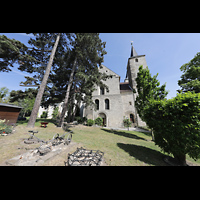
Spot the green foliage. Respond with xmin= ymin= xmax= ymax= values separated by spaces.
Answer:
xmin=52 ymin=106 xmax=59 ymax=120
xmin=0 ymin=119 xmax=13 ymax=134
xmin=135 ymin=66 xmax=168 ymax=121
xmin=10 ymin=88 xmax=37 ymax=117
xmin=0 ymin=35 xmax=37 ymax=72
xmin=123 ymin=118 xmax=132 ymax=130
xmin=49 ymin=33 xmax=108 ymax=108
xmin=143 ymin=92 xmax=200 ymax=162
xmin=74 ymin=116 xmax=87 ymax=124
xmin=40 ymin=111 xmax=48 ymax=119
xmin=87 ymin=119 xmax=94 ymax=126
xmin=178 ymin=52 xmax=200 ymax=93
xmin=0 ymin=87 xmax=9 ymax=103
xmin=95 ymin=117 xmax=103 ymax=126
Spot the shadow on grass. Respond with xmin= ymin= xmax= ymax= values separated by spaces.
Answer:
xmin=117 ymin=143 xmax=168 ymax=166
xmin=102 ymin=128 xmax=147 ymax=141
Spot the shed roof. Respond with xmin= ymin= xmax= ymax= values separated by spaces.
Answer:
xmin=0 ymin=103 xmax=23 ymax=109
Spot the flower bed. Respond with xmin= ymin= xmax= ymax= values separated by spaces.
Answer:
xmin=0 ymin=119 xmax=13 ymax=135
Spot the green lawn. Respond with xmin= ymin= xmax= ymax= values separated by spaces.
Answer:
xmin=1 ymin=119 xmax=200 ymax=166
xmin=70 ymin=125 xmax=200 ymax=166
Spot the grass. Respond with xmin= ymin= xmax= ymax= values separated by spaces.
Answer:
xmin=70 ymin=125 xmax=200 ymax=166
xmin=1 ymin=119 xmax=200 ymax=166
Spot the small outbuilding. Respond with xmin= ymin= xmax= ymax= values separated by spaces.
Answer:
xmin=0 ymin=103 xmax=22 ymax=125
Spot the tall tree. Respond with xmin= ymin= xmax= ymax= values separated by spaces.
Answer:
xmin=57 ymin=33 xmax=107 ymax=127
xmin=27 ymin=33 xmax=61 ymax=128
xmin=178 ymin=52 xmax=200 ymax=93
xmin=135 ymin=65 xmax=168 ymax=122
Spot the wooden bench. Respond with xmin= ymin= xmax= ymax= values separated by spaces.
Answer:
xmin=40 ymin=122 xmax=48 ymax=128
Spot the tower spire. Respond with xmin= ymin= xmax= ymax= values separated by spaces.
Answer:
xmin=130 ymin=41 xmax=138 ymax=58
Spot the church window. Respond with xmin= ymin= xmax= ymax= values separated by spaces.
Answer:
xmin=135 ymin=58 xmax=138 ymax=62
xmin=100 ymin=87 xmax=105 ymax=95
xmin=105 ymin=99 xmax=110 ymax=110
xmin=95 ymin=99 xmax=99 ymax=110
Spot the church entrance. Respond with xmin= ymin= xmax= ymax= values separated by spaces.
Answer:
xmin=98 ymin=113 xmax=107 ymax=127
xmin=130 ymin=114 xmax=134 ymax=123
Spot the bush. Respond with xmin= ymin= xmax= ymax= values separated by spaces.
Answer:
xmin=144 ymin=92 xmax=200 ymax=165
xmin=41 ymin=111 xmax=48 ymax=119
xmin=0 ymin=119 xmax=13 ymax=134
xmin=123 ymin=118 xmax=132 ymax=130
xmin=75 ymin=116 xmax=87 ymax=124
xmin=52 ymin=106 xmax=59 ymax=120
xmin=95 ymin=117 xmax=103 ymax=126
xmin=87 ymin=119 xmax=94 ymax=126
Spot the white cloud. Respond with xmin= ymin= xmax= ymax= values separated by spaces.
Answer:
xmin=12 ymin=69 xmax=29 ymax=77
xmin=16 ymin=33 xmax=34 ymax=37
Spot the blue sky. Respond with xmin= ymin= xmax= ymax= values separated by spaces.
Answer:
xmin=1 ymin=33 xmax=200 ymax=99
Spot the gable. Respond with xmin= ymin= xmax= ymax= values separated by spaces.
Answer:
xmin=99 ymin=65 xmax=120 ymax=79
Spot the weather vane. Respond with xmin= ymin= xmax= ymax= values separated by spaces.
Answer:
xmin=130 ymin=41 xmax=133 ymax=46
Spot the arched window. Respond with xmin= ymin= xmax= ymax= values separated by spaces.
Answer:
xmin=95 ymin=99 xmax=99 ymax=110
xmin=105 ymin=99 xmax=109 ymax=110
xmin=100 ymin=87 xmax=104 ymax=95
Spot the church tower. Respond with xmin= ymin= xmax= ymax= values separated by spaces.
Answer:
xmin=125 ymin=42 xmax=147 ymax=127
xmin=126 ymin=42 xmax=148 ymax=93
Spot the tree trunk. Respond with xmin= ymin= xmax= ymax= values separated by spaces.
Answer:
xmin=58 ymin=57 xmax=77 ymax=127
xmin=27 ymin=33 xmax=61 ymax=128
xmin=151 ymin=128 xmax=155 ymax=141
xmin=174 ymin=154 xmax=187 ymax=166
xmin=71 ymin=100 xmax=81 ymax=122
xmin=68 ymin=84 xmax=76 ymax=122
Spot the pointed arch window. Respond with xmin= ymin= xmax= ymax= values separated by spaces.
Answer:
xmin=95 ymin=99 xmax=99 ymax=110
xmin=105 ymin=99 xmax=110 ymax=110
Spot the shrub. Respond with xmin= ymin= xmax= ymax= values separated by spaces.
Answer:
xmin=52 ymin=106 xmax=59 ymax=120
xmin=75 ymin=116 xmax=87 ymax=124
xmin=41 ymin=111 xmax=48 ymax=119
xmin=95 ymin=117 xmax=103 ymax=126
xmin=144 ymin=91 xmax=200 ymax=165
xmin=87 ymin=119 xmax=94 ymax=126
xmin=0 ymin=119 xmax=13 ymax=134
xmin=123 ymin=117 xmax=132 ymax=131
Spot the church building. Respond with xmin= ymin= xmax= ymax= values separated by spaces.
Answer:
xmin=82 ymin=43 xmax=147 ymax=128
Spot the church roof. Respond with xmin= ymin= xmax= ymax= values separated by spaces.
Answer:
xmin=130 ymin=43 xmax=145 ymax=58
xmin=131 ymin=45 xmax=138 ymax=57
xmin=120 ymin=82 xmax=132 ymax=93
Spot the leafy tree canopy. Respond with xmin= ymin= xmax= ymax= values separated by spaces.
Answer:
xmin=178 ymin=52 xmax=200 ymax=93
xmin=135 ymin=65 xmax=168 ymax=121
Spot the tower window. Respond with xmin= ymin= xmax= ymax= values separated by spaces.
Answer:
xmin=135 ymin=58 xmax=138 ymax=62
xmin=95 ymin=99 xmax=99 ymax=110
xmin=100 ymin=87 xmax=104 ymax=95
xmin=105 ymin=99 xmax=110 ymax=110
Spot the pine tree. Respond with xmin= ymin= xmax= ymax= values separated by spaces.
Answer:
xmin=57 ymin=33 xmax=107 ymax=127
xmin=0 ymin=35 xmax=36 ymax=72
xmin=27 ymin=33 xmax=61 ymax=128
